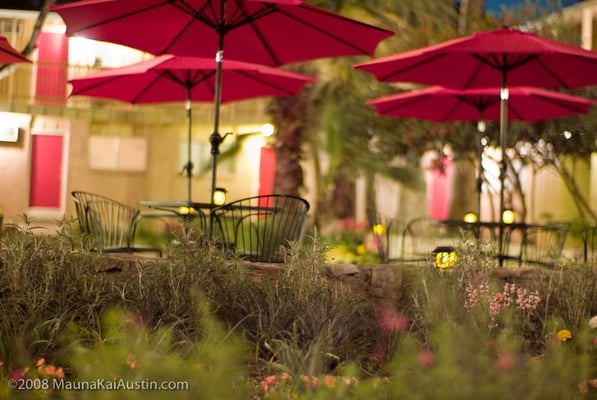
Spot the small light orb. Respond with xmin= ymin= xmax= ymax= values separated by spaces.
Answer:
xmin=463 ymin=212 xmax=478 ymax=224
xmin=261 ymin=123 xmax=275 ymax=137
xmin=502 ymin=209 xmax=515 ymax=224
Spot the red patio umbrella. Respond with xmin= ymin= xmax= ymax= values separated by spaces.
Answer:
xmin=368 ymin=86 xmax=595 ymax=122
xmin=50 ymin=0 xmax=393 ymax=206
xmin=0 ymin=35 xmax=30 ymax=64
xmin=68 ymin=54 xmax=315 ymax=203
xmin=368 ymin=85 xmax=595 ymax=220
xmin=354 ymin=27 xmax=597 ymax=263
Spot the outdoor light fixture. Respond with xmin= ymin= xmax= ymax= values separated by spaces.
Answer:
xmin=502 ymin=209 xmax=515 ymax=224
xmin=177 ymin=206 xmax=196 ymax=216
xmin=463 ymin=212 xmax=478 ymax=224
xmin=477 ymin=120 xmax=486 ymax=133
xmin=261 ymin=123 xmax=275 ymax=137
xmin=432 ymin=246 xmax=458 ymax=269
xmin=213 ymin=187 xmax=227 ymax=206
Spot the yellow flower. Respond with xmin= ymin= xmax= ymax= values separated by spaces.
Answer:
xmin=556 ymin=329 xmax=572 ymax=342
xmin=372 ymin=224 xmax=385 ymax=235
xmin=356 ymin=244 xmax=366 ymax=255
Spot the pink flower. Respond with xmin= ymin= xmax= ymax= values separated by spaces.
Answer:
xmin=378 ymin=307 xmax=410 ymax=333
xmin=9 ymin=367 xmax=28 ymax=381
xmin=417 ymin=349 xmax=434 ymax=368
xmin=495 ymin=351 xmax=515 ymax=371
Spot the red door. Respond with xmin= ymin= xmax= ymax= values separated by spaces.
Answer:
xmin=29 ymin=134 xmax=65 ymax=209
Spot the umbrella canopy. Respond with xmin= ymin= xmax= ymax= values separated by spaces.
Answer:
xmin=354 ymin=27 xmax=597 ymax=89
xmin=50 ymin=0 xmax=393 ymax=66
xmin=367 ymin=85 xmax=595 ymax=219
xmin=354 ymin=27 xmax=597 ymax=264
xmin=0 ymin=35 xmax=30 ymax=64
xmin=69 ymin=55 xmax=315 ymax=104
xmin=51 ymin=0 xmax=393 ymax=210
xmin=368 ymin=86 xmax=595 ymax=122
xmin=69 ymin=54 xmax=315 ymax=203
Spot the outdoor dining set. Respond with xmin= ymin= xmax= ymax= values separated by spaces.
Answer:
xmin=70 ymin=189 xmax=596 ymax=268
xmin=71 ymin=191 xmax=310 ymax=263
xmin=370 ymin=211 xmax=597 ymax=268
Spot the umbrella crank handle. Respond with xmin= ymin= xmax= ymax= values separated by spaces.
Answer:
xmin=180 ymin=161 xmax=194 ymax=177
xmin=209 ymin=132 xmax=233 ymax=155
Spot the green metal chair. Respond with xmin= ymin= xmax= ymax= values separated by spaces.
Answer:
xmin=211 ymin=194 xmax=310 ymax=263
xmin=72 ymin=191 xmax=162 ymax=256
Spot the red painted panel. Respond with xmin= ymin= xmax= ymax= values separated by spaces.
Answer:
xmin=29 ymin=135 xmax=63 ymax=208
xmin=258 ymin=146 xmax=276 ymax=196
xmin=35 ymin=32 xmax=68 ymax=104
xmin=428 ymin=157 xmax=452 ymax=220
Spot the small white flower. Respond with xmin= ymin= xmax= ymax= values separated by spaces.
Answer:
xmin=589 ymin=316 xmax=597 ymax=330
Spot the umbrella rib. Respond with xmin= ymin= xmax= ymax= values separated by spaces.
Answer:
xmin=71 ymin=75 xmax=129 ymax=97
xmin=257 ymin=4 xmax=383 ymax=61
xmin=378 ymin=52 xmax=447 ymax=82
xmin=233 ymin=70 xmax=299 ymax=96
xmin=541 ymin=93 xmax=593 ymax=113
xmin=130 ymin=72 xmax=168 ymax=103
xmin=532 ymin=57 xmax=589 ymax=89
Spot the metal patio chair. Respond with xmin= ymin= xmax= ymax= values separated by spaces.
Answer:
xmin=402 ymin=217 xmax=459 ymax=263
xmin=505 ymin=223 xmax=570 ymax=268
xmin=72 ymin=191 xmax=162 ymax=256
xmin=211 ymin=194 xmax=310 ymax=263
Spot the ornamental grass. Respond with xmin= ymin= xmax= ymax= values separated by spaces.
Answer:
xmin=0 ymin=217 xmax=595 ymax=399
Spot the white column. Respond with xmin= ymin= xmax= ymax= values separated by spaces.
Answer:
xmin=581 ymin=7 xmax=593 ymax=50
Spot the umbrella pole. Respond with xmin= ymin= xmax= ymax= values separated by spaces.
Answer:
xmin=498 ymin=75 xmax=508 ymax=267
xmin=208 ymin=1 xmax=226 ymax=239
xmin=186 ymin=85 xmax=193 ymax=204
xmin=476 ymin=118 xmax=485 ymax=239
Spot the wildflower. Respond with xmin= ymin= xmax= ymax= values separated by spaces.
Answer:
xmin=44 ymin=365 xmax=57 ymax=376
xmin=323 ymin=375 xmax=337 ymax=388
xmin=589 ymin=315 xmax=597 ymax=329
xmin=378 ymin=307 xmax=410 ymax=333
xmin=372 ymin=223 xmax=385 ymax=235
xmin=579 ymin=382 xmax=589 ymax=395
xmin=301 ymin=375 xmax=318 ymax=388
xmin=556 ymin=329 xmax=572 ymax=342
xmin=36 ymin=358 xmax=45 ymax=368
xmin=495 ymin=351 xmax=515 ymax=371
xmin=260 ymin=375 xmax=277 ymax=392
xmin=417 ymin=349 xmax=434 ymax=368
xmin=125 ymin=354 xmax=137 ymax=369
xmin=9 ymin=367 xmax=28 ymax=382
xmin=356 ymin=244 xmax=366 ymax=255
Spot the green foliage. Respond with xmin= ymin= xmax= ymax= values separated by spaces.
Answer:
xmin=0 ymin=219 xmax=596 ymax=399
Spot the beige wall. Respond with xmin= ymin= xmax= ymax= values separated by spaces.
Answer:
xmin=0 ymin=98 xmax=279 ymax=228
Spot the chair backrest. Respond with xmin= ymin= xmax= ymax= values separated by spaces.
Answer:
xmin=404 ymin=217 xmax=456 ymax=260
xmin=72 ymin=191 xmax=140 ymax=252
xmin=521 ymin=223 xmax=569 ymax=267
xmin=212 ymin=194 xmax=310 ymax=263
